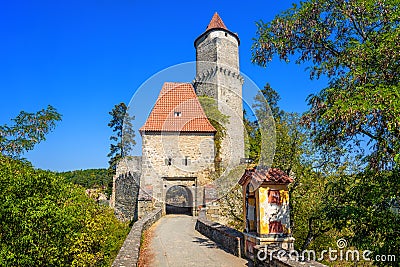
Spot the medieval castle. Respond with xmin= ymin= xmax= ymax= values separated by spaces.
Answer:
xmin=111 ymin=12 xmax=246 ymax=220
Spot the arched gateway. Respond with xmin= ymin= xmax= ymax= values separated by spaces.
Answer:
xmin=165 ymin=185 xmax=193 ymax=215
xmin=162 ymin=176 xmax=197 ymax=216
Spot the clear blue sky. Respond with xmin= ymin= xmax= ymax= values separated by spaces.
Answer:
xmin=0 ymin=0 xmax=327 ymax=171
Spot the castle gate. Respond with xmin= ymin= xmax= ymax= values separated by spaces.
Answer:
xmin=163 ymin=177 xmax=197 ymax=216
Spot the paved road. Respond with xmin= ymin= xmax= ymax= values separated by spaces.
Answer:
xmin=147 ymin=215 xmax=250 ymax=267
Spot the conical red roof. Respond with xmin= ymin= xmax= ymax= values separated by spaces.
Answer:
xmin=206 ymin=12 xmax=228 ymax=31
xmin=194 ymin=12 xmax=240 ymax=46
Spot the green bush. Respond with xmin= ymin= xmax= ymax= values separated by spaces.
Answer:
xmin=0 ymin=156 xmax=129 ymax=266
xmin=59 ymin=168 xmax=110 ymax=190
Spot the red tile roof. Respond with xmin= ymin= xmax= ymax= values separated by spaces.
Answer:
xmin=194 ymin=12 xmax=240 ymax=46
xmin=140 ymin=82 xmax=216 ymax=133
xmin=238 ymin=168 xmax=294 ymax=186
xmin=206 ymin=12 xmax=228 ymax=31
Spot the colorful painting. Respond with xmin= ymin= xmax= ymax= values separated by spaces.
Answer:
xmin=259 ymin=186 xmax=291 ymax=235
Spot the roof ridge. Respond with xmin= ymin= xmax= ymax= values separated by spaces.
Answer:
xmin=238 ymin=167 xmax=294 ymax=187
xmin=159 ymin=82 xmax=191 ymax=96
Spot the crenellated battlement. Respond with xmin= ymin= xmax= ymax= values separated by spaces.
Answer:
xmin=193 ymin=65 xmax=244 ymax=85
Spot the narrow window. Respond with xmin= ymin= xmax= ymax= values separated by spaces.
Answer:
xmin=183 ymin=156 xmax=190 ymax=166
xmin=165 ymin=158 xmax=172 ymax=166
xmin=174 ymin=111 xmax=182 ymax=117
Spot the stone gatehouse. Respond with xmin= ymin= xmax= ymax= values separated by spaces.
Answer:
xmin=111 ymin=12 xmax=245 ymax=220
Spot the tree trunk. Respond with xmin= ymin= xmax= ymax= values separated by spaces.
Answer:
xmin=301 ymin=217 xmax=315 ymax=251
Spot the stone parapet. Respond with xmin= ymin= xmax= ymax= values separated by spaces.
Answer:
xmin=112 ymin=208 xmax=162 ymax=267
xmin=112 ymin=170 xmax=141 ymax=221
xmin=110 ymin=156 xmax=142 ymax=213
xmin=195 ymin=215 xmax=327 ymax=267
xmin=195 ymin=217 xmax=244 ymax=257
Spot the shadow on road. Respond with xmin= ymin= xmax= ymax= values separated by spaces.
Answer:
xmin=192 ymin=237 xmax=254 ymax=267
xmin=192 ymin=236 xmax=219 ymax=248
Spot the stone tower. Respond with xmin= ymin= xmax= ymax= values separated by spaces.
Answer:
xmin=194 ymin=12 xmax=245 ymax=169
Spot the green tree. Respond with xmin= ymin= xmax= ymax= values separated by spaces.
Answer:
xmin=107 ymin=103 xmax=136 ymax=175
xmin=222 ymin=85 xmax=339 ymax=255
xmin=0 ymin=105 xmax=61 ymax=158
xmin=0 ymin=155 xmax=128 ymax=266
xmin=59 ymin=168 xmax=113 ymax=198
xmin=259 ymin=83 xmax=284 ymax=120
xmin=198 ymin=96 xmax=229 ymax=175
xmin=252 ymin=92 xmax=276 ymax=167
xmin=243 ymin=110 xmax=261 ymax=162
xmin=252 ymin=0 xmax=400 ymax=168
xmin=254 ymin=84 xmax=304 ymax=174
xmin=244 ymin=83 xmax=280 ymax=164
xmin=252 ymin=0 xmax=400 ymax=262
xmin=251 ymin=85 xmax=344 ymax=256
xmin=217 ymin=166 xmax=247 ymax=230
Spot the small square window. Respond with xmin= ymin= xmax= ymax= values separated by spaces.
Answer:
xmin=174 ymin=111 xmax=182 ymax=117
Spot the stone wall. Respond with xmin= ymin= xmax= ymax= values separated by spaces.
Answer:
xmin=195 ymin=30 xmax=240 ymax=71
xmin=116 ymin=156 xmax=142 ymax=176
xmin=110 ymin=157 xmax=142 ymax=221
xmin=194 ymin=28 xmax=245 ymax=169
xmin=195 ymin=215 xmax=245 ymax=257
xmin=141 ymin=132 xmax=215 ymax=185
xmin=112 ymin=208 xmax=162 ymax=267
xmin=201 ymin=185 xmax=221 ymax=221
xmin=139 ymin=132 xmax=215 ymax=215
xmin=195 ymin=216 xmax=327 ymax=267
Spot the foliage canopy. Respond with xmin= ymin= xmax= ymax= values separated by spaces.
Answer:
xmin=108 ymin=102 xmax=136 ymax=175
xmin=252 ymin=0 xmax=400 ymax=170
xmin=0 ymin=156 xmax=128 ymax=266
xmin=0 ymin=105 xmax=61 ymax=158
xmin=199 ymin=96 xmax=229 ymax=175
xmin=252 ymin=0 xmax=400 ymax=263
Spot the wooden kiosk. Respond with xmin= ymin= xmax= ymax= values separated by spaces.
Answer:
xmin=238 ymin=168 xmax=295 ymax=259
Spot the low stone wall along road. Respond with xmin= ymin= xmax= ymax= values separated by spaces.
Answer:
xmin=146 ymin=215 xmax=250 ymax=267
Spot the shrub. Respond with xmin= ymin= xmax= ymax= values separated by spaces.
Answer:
xmin=0 ymin=156 xmax=128 ymax=266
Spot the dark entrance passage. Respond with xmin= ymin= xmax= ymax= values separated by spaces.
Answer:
xmin=165 ymin=185 xmax=193 ymax=215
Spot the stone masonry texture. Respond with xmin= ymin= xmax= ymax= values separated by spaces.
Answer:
xmin=110 ymin=157 xmax=142 ymax=221
xmin=194 ymin=29 xmax=245 ymax=169
xmin=111 ymin=208 xmax=162 ymax=267
xmin=113 ymin=16 xmax=245 ymax=221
